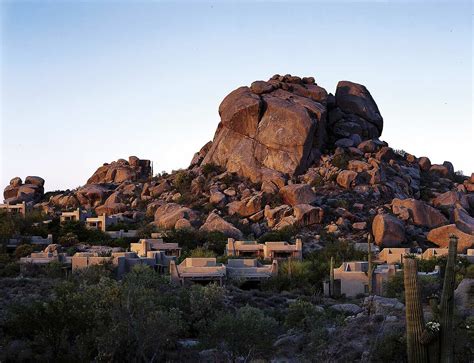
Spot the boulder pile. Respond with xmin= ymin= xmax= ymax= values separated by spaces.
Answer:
xmin=3 ymin=74 xmax=473 ymax=254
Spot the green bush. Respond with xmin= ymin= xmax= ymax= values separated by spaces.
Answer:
xmin=332 ymin=153 xmax=350 ymax=169
xmin=202 ymin=305 xmax=279 ymax=361
xmin=258 ymin=226 xmax=297 ymax=244
xmin=14 ymin=244 xmax=34 ymax=259
xmin=173 ymin=170 xmax=193 ymax=194
xmin=58 ymin=232 xmax=79 ymax=247
xmin=201 ymin=163 xmax=223 ymax=176
xmin=310 ymin=174 xmax=325 ymax=188
xmin=285 ymin=299 xmax=322 ymax=329
xmin=371 ymin=333 xmax=406 ymax=362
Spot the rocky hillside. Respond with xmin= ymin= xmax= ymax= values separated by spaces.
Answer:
xmin=4 ymin=74 xmax=474 ymax=252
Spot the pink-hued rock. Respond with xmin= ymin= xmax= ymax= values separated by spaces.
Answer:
xmin=453 ymin=207 xmax=474 ymax=235
xmin=280 ymin=184 xmax=317 ymax=206
xmin=391 ymin=198 xmax=447 ymax=228
xmin=199 ymin=212 xmax=243 ymax=239
xmin=293 ymin=204 xmax=324 ymax=226
xmin=427 ymin=224 xmax=474 ymax=252
xmin=372 ymin=214 xmax=405 ymax=247
xmin=154 ymin=203 xmax=198 ymax=230
xmin=228 ymin=193 xmax=263 ymax=217
xmin=336 ymin=170 xmax=358 ymax=189
xmin=418 ymin=157 xmax=431 ymax=172
xmin=87 ymin=156 xmax=151 ymax=184
xmin=201 ymin=75 xmax=382 ymax=183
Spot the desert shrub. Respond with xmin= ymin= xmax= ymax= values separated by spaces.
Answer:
xmin=44 ymin=260 xmax=65 ymax=278
xmin=258 ymin=226 xmax=297 ymax=244
xmin=163 ymin=229 xmax=226 ymax=254
xmin=201 ymin=163 xmax=223 ymax=177
xmin=465 ymin=264 xmax=474 ymax=279
xmin=262 ymin=192 xmax=284 ymax=208
xmin=175 ymin=283 xmax=226 ymax=335
xmin=136 ymin=222 xmax=158 ymax=239
xmin=334 ymin=199 xmax=349 ymax=209
xmin=285 ymin=299 xmax=322 ymax=329
xmin=371 ymin=333 xmax=406 ymax=362
xmin=58 ymin=232 xmax=79 ymax=247
xmin=332 ymin=153 xmax=350 ymax=169
xmin=14 ymin=244 xmax=34 ymax=259
xmin=394 ymin=149 xmax=407 ymax=158
xmin=384 ymin=272 xmax=441 ymax=302
xmin=202 ymin=305 xmax=279 ymax=361
xmin=310 ymin=174 xmax=325 ymax=188
xmin=4 ymin=266 xmax=184 ymax=361
xmin=0 ymin=261 xmax=20 ymax=277
xmin=173 ymin=170 xmax=193 ymax=194
xmin=187 ymin=247 xmax=216 ymax=258
xmin=59 ymin=221 xmax=111 ymax=244
xmin=453 ymin=170 xmax=466 ymax=184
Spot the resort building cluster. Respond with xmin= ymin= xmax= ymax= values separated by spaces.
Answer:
xmin=7 ymin=205 xmax=474 ymax=295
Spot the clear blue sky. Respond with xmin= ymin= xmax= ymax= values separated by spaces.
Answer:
xmin=1 ymin=0 xmax=472 ymax=191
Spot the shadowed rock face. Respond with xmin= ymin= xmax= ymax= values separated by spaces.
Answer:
xmin=3 ymin=176 xmax=45 ymax=203
xmin=201 ymin=74 xmax=383 ymax=184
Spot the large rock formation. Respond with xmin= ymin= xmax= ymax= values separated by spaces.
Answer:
xmin=200 ymin=74 xmax=382 ymax=185
xmin=87 ymin=156 xmax=151 ymax=184
xmin=3 ymin=176 xmax=45 ymax=203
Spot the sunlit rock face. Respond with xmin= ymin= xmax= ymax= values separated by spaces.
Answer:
xmin=201 ymin=74 xmax=382 ymax=185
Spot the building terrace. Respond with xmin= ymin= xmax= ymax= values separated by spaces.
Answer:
xmin=60 ymin=208 xmax=90 ymax=223
xmin=226 ymin=238 xmax=303 ymax=261
xmin=170 ymin=258 xmax=226 ymax=285
xmin=130 ymin=239 xmax=181 ymax=258
xmin=0 ymin=202 xmax=29 ymax=217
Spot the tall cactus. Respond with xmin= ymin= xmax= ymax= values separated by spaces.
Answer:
xmin=403 ymin=256 xmax=428 ymax=363
xmin=329 ymin=256 xmax=335 ymax=297
xmin=367 ymin=234 xmax=374 ymax=295
xmin=438 ymin=234 xmax=458 ymax=363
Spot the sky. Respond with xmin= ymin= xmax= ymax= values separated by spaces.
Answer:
xmin=0 ymin=0 xmax=472 ymax=192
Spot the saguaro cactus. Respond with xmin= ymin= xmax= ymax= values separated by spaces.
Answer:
xmin=438 ymin=234 xmax=458 ymax=363
xmin=403 ymin=256 xmax=428 ymax=363
xmin=367 ymin=234 xmax=374 ymax=295
xmin=329 ymin=256 xmax=335 ymax=297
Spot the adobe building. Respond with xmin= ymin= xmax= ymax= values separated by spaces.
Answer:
xmin=106 ymin=229 xmax=138 ymax=239
xmin=324 ymin=261 xmax=400 ymax=298
xmin=377 ymin=248 xmax=411 ymax=264
xmin=72 ymin=250 xmax=173 ymax=277
xmin=170 ymin=258 xmax=226 ymax=285
xmin=421 ymin=248 xmax=449 ymax=260
xmin=130 ymin=239 xmax=181 ymax=258
xmin=85 ymin=214 xmax=118 ymax=232
xmin=20 ymin=244 xmax=71 ymax=266
xmin=60 ymin=208 xmax=90 ymax=223
xmin=226 ymin=238 xmax=303 ymax=261
xmin=7 ymin=234 xmax=53 ymax=249
xmin=226 ymin=259 xmax=278 ymax=281
xmin=0 ymin=201 xmax=29 ymax=217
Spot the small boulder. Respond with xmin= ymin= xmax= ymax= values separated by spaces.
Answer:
xmin=336 ymin=170 xmax=358 ymax=189
xmin=293 ymin=204 xmax=324 ymax=226
xmin=418 ymin=157 xmax=431 ymax=171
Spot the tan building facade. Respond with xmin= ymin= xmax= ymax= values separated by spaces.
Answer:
xmin=170 ymin=258 xmax=226 ymax=285
xmin=226 ymin=238 xmax=303 ymax=261
xmin=377 ymin=248 xmax=411 ymax=264
xmin=0 ymin=202 xmax=28 ymax=217
xmin=60 ymin=208 xmax=89 ymax=223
